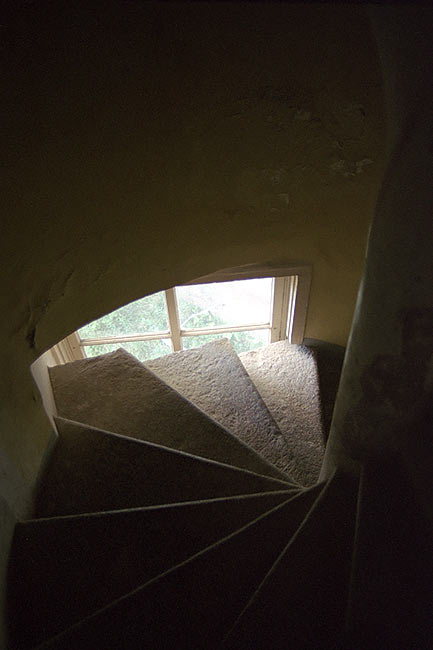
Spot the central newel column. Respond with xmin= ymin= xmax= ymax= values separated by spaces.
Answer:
xmin=321 ymin=7 xmax=433 ymax=521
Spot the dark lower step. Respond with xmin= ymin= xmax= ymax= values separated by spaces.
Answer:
xmin=222 ymin=470 xmax=359 ymax=650
xmin=7 ymin=491 xmax=295 ymax=649
xmin=34 ymin=418 xmax=297 ymax=518
xmin=29 ymin=485 xmax=324 ymax=650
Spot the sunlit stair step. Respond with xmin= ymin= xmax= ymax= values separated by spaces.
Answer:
xmin=34 ymin=417 xmax=298 ymax=518
xmin=49 ymin=348 xmax=288 ymax=481
xmin=239 ymin=340 xmax=325 ymax=486
xmin=222 ymin=469 xmax=359 ymax=650
xmin=7 ymin=490 xmax=295 ymax=649
xmin=145 ymin=338 xmax=289 ymax=475
xmin=31 ymin=485 xmax=324 ymax=650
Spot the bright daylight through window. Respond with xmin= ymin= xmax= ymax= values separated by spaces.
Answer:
xmin=77 ymin=275 xmax=300 ymax=362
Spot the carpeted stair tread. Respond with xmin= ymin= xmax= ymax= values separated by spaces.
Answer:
xmin=8 ymin=491 xmax=293 ymax=650
xmin=49 ymin=348 xmax=288 ymax=481
xmin=344 ymin=460 xmax=433 ymax=650
xmin=32 ymin=485 xmax=324 ymax=650
xmin=34 ymin=417 xmax=297 ymax=518
xmin=222 ymin=470 xmax=359 ymax=650
xmin=239 ymin=341 xmax=325 ymax=486
xmin=145 ymin=339 xmax=290 ymax=476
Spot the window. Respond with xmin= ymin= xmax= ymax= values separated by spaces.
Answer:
xmin=56 ymin=265 xmax=311 ymax=363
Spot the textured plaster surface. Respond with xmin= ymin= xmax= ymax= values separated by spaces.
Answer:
xmin=240 ymin=341 xmax=324 ymax=486
xmin=322 ymin=9 xmax=433 ymax=525
xmin=49 ymin=349 xmax=288 ymax=481
xmin=1 ymin=2 xmax=385 ymax=517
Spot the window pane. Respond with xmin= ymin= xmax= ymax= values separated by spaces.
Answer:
xmin=176 ymin=279 xmax=273 ymax=330
xmin=182 ymin=329 xmax=269 ymax=354
xmin=78 ymin=291 xmax=169 ymax=339
xmin=83 ymin=338 xmax=173 ymax=362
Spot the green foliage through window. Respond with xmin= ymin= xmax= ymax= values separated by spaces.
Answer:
xmin=79 ymin=292 xmax=169 ymax=339
xmin=80 ymin=288 xmax=270 ymax=361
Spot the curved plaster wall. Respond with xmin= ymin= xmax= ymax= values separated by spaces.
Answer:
xmin=2 ymin=2 xmax=385 ymax=513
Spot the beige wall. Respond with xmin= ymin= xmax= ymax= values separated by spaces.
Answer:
xmin=1 ymin=2 xmax=385 ymax=514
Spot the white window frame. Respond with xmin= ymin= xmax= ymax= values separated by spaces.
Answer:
xmin=53 ymin=264 xmax=312 ymax=363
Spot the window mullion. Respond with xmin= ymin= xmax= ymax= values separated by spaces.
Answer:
xmin=165 ymin=288 xmax=182 ymax=351
xmin=286 ymin=275 xmax=298 ymax=342
xmin=271 ymin=277 xmax=284 ymax=342
xmin=271 ymin=276 xmax=294 ymax=343
xmin=181 ymin=323 xmax=270 ymax=337
xmin=291 ymin=272 xmax=310 ymax=344
xmin=79 ymin=332 xmax=171 ymax=346
xmin=279 ymin=277 xmax=290 ymax=341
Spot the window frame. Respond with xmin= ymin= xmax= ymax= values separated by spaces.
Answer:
xmin=56 ymin=264 xmax=312 ymax=362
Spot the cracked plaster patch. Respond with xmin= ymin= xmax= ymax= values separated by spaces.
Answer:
xmin=261 ymin=168 xmax=288 ymax=185
xmin=277 ymin=193 xmax=289 ymax=206
xmin=294 ymin=109 xmax=312 ymax=121
xmin=330 ymin=158 xmax=373 ymax=177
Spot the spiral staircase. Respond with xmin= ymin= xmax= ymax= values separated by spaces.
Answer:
xmin=6 ymin=340 xmax=432 ymax=649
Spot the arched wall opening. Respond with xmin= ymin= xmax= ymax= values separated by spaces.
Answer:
xmin=30 ymin=263 xmax=312 ymax=428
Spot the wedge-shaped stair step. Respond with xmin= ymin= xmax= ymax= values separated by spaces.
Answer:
xmin=49 ymin=349 xmax=288 ymax=481
xmin=240 ymin=341 xmax=325 ymax=486
xmin=344 ymin=461 xmax=433 ymax=650
xmin=34 ymin=418 xmax=297 ymax=518
xmin=32 ymin=485 xmax=324 ymax=650
xmin=8 ymin=491 xmax=293 ymax=650
xmin=145 ymin=339 xmax=289 ymax=475
xmin=222 ymin=470 xmax=359 ymax=650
